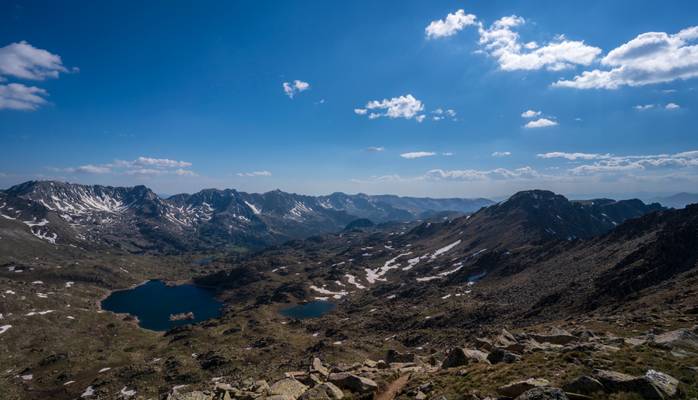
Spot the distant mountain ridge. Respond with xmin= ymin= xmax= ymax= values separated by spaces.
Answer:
xmin=651 ymin=192 xmax=698 ymax=209
xmin=0 ymin=180 xmax=493 ymax=254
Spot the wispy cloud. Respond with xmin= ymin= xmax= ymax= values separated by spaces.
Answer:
xmin=665 ymin=102 xmax=680 ymax=110
xmin=237 ymin=171 xmax=272 ymax=177
xmin=400 ymin=151 xmax=436 ymax=159
xmin=56 ymin=157 xmax=195 ymax=177
xmin=0 ymin=83 xmax=48 ymax=110
xmin=537 ymin=152 xmax=611 ymax=160
xmin=492 ymin=151 xmax=512 ymax=157
xmin=282 ymin=80 xmax=310 ymax=98
xmin=554 ymin=26 xmax=698 ymax=89
xmin=425 ymin=166 xmax=540 ymax=181
xmin=366 ymin=146 xmax=385 ymax=152
xmin=0 ymin=41 xmax=69 ymax=81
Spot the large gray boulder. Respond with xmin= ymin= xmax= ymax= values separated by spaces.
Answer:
xmin=328 ymin=373 xmax=378 ymax=394
xmin=299 ymin=382 xmax=344 ymax=400
xmin=269 ymin=378 xmax=309 ymax=400
xmin=652 ymin=327 xmax=698 ymax=350
xmin=593 ymin=369 xmax=679 ymax=399
xmin=442 ymin=347 xmax=489 ymax=368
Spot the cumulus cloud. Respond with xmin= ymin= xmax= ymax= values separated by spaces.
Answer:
xmin=524 ymin=118 xmax=558 ymax=128
xmin=425 ymin=9 xmax=478 ymax=39
xmin=554 ymin=26 xmax=698 ymax=89
xmin=0 ymin=83 xmax=48 ymax=110
xmin=492 ymin=151 xmax=512 ymax=157
xmin=237 ymin=171 xmax=272 ymax=177
xmin=357 ymin=94 xmax=425 ymax=121
xmin=400 ymin=151 xmax=436 ymax=159
xmin=431 ymin=108 xmax=457 ymax=121
xmin=521 ymin=109 xmax=541 ymax=118
xmin=282 ymin=80 xmax=310 ymax=98
xmin=477 ymin=16 xmax=601 ymax=71
xmin=0 ymin=41 xmax=68 ymax=81
xmin=665 ymin=102 xmax=680 ymax=110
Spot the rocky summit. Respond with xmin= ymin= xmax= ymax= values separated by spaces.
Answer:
xmin=1 ymin=183 xmax=696 ymax=400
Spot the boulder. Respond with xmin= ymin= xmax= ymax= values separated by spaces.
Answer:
xmin=498 ymin=379 xmax=550 ymax=398
xmin=515 ymin=387 xmax=569 ymax=400
xmin=652 ymin=328 xmax=698 ymax=350
xmin=474 ymin=337 xmax=493 ymax=351
xmin=310 ymin=357 xmax=330 ymax=378
xmin=593 ymin=369 xmax=674 ymax=400
xmin=385 ymin=349 xmax=416 ymax=363
xmin=530 ymin=329 xmax=577 ymax=346
xmin=493 ymin=328 xmax=518 ymax=348
xmin=299 ymin=382 xmax=344 ymax=400
xmin=269 ymin=378 xmax=309 ymax=400
xmin=442 ymin=347 xmax=489 ymax=368
xmin=328 ymin=373 xmax=378 ymax=394
xmin=644 ymin=370 xmax=679 ymax=398
xmin=562 ymin=376 xmax=605 ymax=395
xmin=487 ymin=348 xmax=521 ymax=364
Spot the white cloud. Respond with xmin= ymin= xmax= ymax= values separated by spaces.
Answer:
xmin=665 ymin=102 xmax=680 ymax=110
xmin=524 ymin=118 xmax=558 ymax=128
xmin=477 ymin=16 xmax=601 ymax=71
xmin=0 ymin=83 xmax=48 ymax=110
xmin=425 ymin=9 xmax=478 ymax=39
xmin=237 ymin=171 xmax=272 ymax=177
xmin=634 ymin=104 xmax=655 ymax=111
xmin=564 ymin=150 xmax=698 ymax=175
xmin=521 ymin=109 xmax=541 ymax=118
xmin=0 ymin=41 xmax=68 ymax=81
xmin=358 ymin=94 xmax=425 ymax=121
xmin=554 ymin=26 xmax=698 ymax=89
xmin=492 ymin=151 xmax=512 ymax=157
xmin=442 ymin=152 xmax=454 ymax=156
xmin=58 ymin=157 xmax=195 ymax=177
xmin=282 ymin=80 xmax=310 ymax=98
xmin=425 ymin=166 xmax=540 ymax=181
xmin=366 ymin=146 xmax=384 ymax=152
xmin=400 ymin=151 xmax=436 ymax=159
xmin=537 ymin=152 xmax=610 ymax=160
xmin=65 ymin=165 xmax=112 ymax=174
xmin=415 ymin=114 xmax=426 ymax=123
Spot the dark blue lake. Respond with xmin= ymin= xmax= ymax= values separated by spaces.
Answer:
xmin=281 ymin=301 xmax=335 ymax=319
xmin=101 ymin=280 xmax=222 ymax=331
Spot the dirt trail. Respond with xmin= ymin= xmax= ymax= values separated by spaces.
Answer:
xmin=375 ymin=374 xmax=410 ymax=400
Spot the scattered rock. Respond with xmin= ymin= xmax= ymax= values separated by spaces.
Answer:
xmin=386 ymin=349 xmax=416 ymax=363
xmin=270 ymin=378 xmax=309 ymax=400
xmin=311 ymin=357 xmax=330 ymax=377
xmin=442 ymin=347 xmax=489 ymax=368
xmin=530 ymin=329 xmax=577 ymax=345
xmin=487 ymin=348 xmax=521 ymax=364
xmin=562 ymin=376 xmax=605 ymax=395
xmin=498 ymin=379 xmax=551 ymax=398
xmin=515 ymin=387 xmax=569 ymax=400
xmin=328 ymin=373 xmax=378 ymax=394
xmin=299 ymin=382 xmax=344 ymax=400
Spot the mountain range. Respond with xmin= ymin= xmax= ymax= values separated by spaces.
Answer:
xmin=0 ymin=180 xmax=492 ymax=254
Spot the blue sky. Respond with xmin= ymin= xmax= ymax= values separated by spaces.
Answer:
xmin=1 ymin=0 xmax=697 ymax=199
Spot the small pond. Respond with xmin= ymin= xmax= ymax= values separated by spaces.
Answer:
xmin=101 ymin=280 xmax=222 ymax=331
xmin=280 ymin=300 xmax=335 ymax=319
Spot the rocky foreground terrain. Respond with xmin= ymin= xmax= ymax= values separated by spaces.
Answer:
xmin=1 ymin=184 xmax=697 ymax=399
